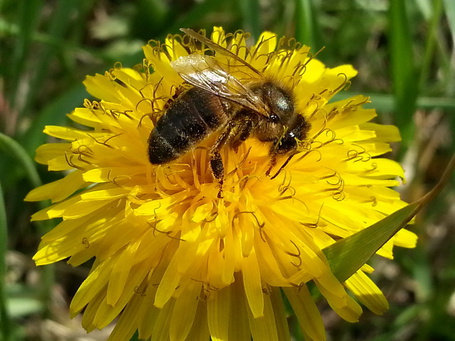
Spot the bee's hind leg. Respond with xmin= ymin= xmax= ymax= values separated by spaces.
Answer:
xmin=210 ymin=116 xmax=253 ymax=197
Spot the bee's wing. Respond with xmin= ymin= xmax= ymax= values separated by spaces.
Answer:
xmin=180 ymin=28 xmax=263 ymax=77
xmin=171 ymin=54 xmax=270 ymax=116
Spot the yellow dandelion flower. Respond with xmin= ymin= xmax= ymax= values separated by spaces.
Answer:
xmin=26 ymin=27 xmax=417 ymax=340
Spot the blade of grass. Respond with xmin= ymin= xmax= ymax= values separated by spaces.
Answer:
xmin=121 ymin=0 xmax=226 ymax=67
xmin=20 ymin=83 xmax=86 ymax=156
xmin=0 ymin=134 xmax=41 ymax=190
xmin=0 ymin=183 xmax=13 ymax=341
xmin=388 ymin=1 xmax=418 ymax=155
xmin=443 ymin=0 xmax=455 ymax=94
xmin=167 ymin=0 xmax=226 ymax=33
xmin=295 ymin=0 xmax=316 ymax=48
xmin=133 ymin=0 xmax=170 ymax=37
xmin=238 ymin=0 xmax=261 ymax=39
xmin=334 ymin=92 xmax=455 ymax=112
xmin=415 ymin=0 xmax=433 ymax=19
xmin=58 ymin=1 xmax=96 ymax=77
xmin=418 ymin=0 xmax=443 ymax=91
xmin=22 ymin=0 xmax=83 ymax=120
xmin=443 ymin=0 xmax=455 ymax=40
xmin=0 ymin=133 xmax=55 ymax=313
xmin=6 ymin=0 xmax=43 ymax=112
xmin=323 ymin=155 xmax=455 ymax=282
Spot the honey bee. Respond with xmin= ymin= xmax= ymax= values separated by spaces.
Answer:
xmin=148 ymin=28 xmax=310 ymax=180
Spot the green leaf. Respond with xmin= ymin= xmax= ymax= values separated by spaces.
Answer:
xmin=323 ymin=155 xmax=455 ymax=282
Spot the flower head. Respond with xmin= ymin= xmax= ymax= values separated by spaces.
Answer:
xmin=27 ymin=27 xmax=416 ymax=340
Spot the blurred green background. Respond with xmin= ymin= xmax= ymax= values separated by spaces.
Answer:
xmin=1 ymin=0 xmax=454 ymax=340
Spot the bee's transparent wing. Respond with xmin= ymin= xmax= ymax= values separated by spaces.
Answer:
xmin=171 ymin=54 xmax=269 ymax=116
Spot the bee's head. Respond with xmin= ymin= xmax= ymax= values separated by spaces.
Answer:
xmin=276 ymin=115 xmax=310 ymax=154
